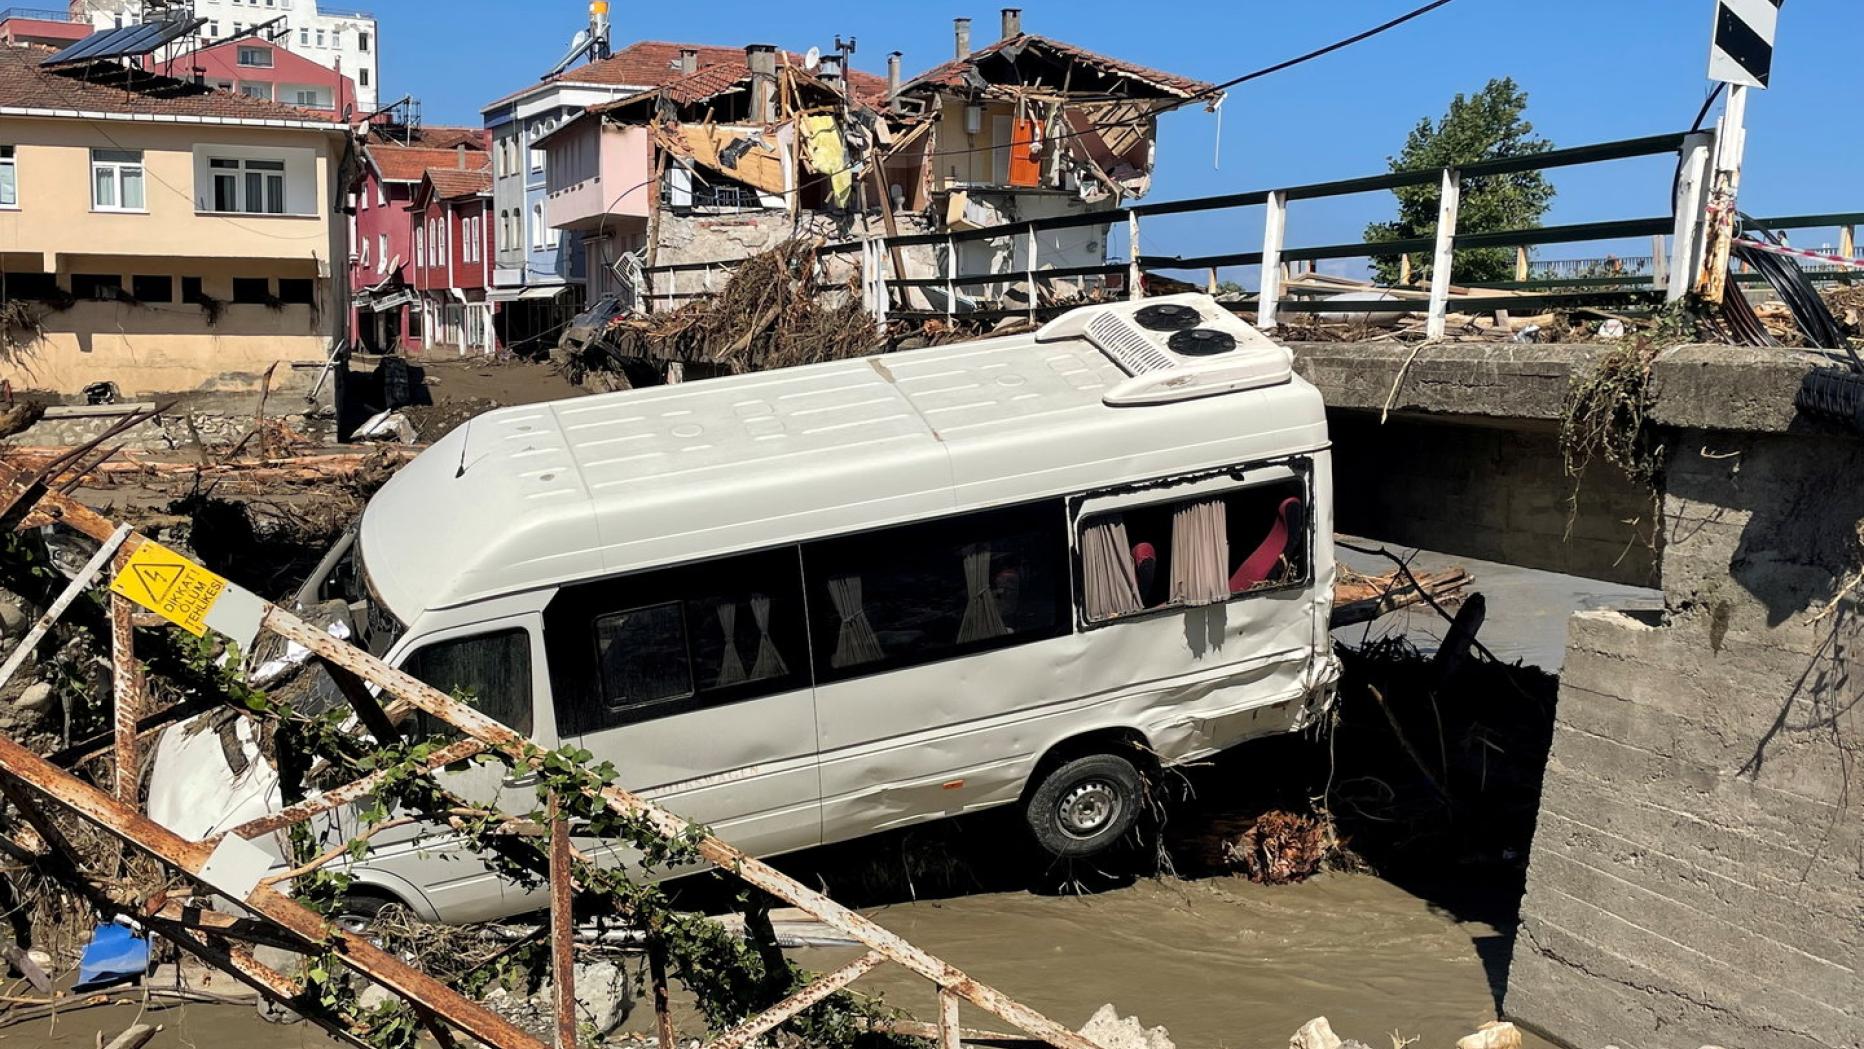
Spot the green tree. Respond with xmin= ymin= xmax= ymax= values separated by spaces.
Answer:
xmin=1364 ymin=78 xmax=1555 ymax=285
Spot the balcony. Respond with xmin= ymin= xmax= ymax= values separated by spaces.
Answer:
xmin=544 ymin=123 xmax=653 ymax=234
xmin=0 ymin=7 xmax=85 ymax=22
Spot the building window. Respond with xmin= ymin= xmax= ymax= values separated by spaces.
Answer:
xmin=231 ymin=277 xmax=270 ymax=304
xmin=71 ymin=274 xmax=123 ymax=301
xmin=529 ymin=124 xmax=544 ymax=171
xmin=237 ymin=46 xmax=272 ymax=66
xmin=208 ymin=20 xmax=220 ymax=37
xmin=239 ymin=82 xmax=274 ymax=101
xmin=377 ymin=233 xmax=388 ymax=273
xmin=1077 ymin=474 xmax=1311 ymax=624
xmin=330 ymin=29 xmax=342 ymax=49
xmin=358 ymin=31 xmax=370 ymax=52
xmin=208 ymin=158 xmax=286 ymax=214
xmin=293 ymin=88 xmax=323 ymax=107
xmin=530 ymin=203 xmax=544 ymax=249
xmin=90 ymin=150 xmax=144 ymax=212
xmin=376 ymin=182 xmax=386 ymax=207
xmin=315 ymin=29 xmax=324 ymax=47
xmin=1 ymin=272 xmax=58 ymax=300
xmin=359 ymin=67 xmax=370 ymax=87
xmin=298 ymin=27 xmax=308 ymax=46
xmin=181 ymin=277 xmax=205 ymax=305
xmin=277 ymin=278 xmax=314 ymax=304
xmin=130 ymin=275 xmax=173 ymax=303
xmin=359 ymin=235 xmax=370 ymax=268
xmin=0 ymin=146 xmax=15 ymax=208
xmin=414 ymin=228 xmax=424 ymax=270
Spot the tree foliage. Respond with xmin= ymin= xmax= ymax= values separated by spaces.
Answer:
xmin=1365 ymin=78 xmax=1555 ymax=285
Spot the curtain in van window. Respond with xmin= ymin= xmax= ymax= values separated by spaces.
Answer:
xmin=827 ymin=574 xmax=885 ymax=668
xmin=714 ymin=602 xmax=749 ymax=687
xmin=1170 ymin=499 xmax=1230 ymax=606
xmin=748 ymin=593 xmax=789 ymax=680
xmin=1081 ymin=518 xmax=1144 ymax=621
xmin=956 ymin=542 xmax=1010 ymax=643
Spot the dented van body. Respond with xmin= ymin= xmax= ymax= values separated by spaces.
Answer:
xmin=151 ymin=293 xmax=1340 ymax=924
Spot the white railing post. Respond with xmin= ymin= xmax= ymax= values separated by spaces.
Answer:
xmin=1257 ymin=189 xmax=1288 ymax=328
xmin=873 ymin=239 xmax=889 ymax=331
xmin=1126 ymin=211 xmax=1142 ymax=302
xmin=1696 ymin=84 xmax=1750 ymax=303
xmin=1650 ymin=234 xmax=1669 ymax=291
xmin=1025 ymin=222 xmax=1038 ymax=324
xmin=1426 ymin=167 xmax=1461 ymax=341
xmin=1668 ymin=131 xmax=1715 ymax=302
xmin=945 ymin=235 xmax=957 ymax=321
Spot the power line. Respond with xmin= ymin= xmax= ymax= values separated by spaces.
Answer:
xmin=1193 ymin=0 xmax=1459 ymax=100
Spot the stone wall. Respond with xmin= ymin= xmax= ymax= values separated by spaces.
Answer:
xmin=1504 ymin=347 xmax=1864 ymax=1049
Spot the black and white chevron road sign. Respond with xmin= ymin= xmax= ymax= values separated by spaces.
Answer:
xmin=1708 ymin=0 xmax=1783 ymax=89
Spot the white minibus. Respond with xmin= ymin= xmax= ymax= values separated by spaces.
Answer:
xmin=148 ymin=293 xmax=1339 ymax=923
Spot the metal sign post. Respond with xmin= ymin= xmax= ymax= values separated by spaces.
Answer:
xmin=1695 ymin=0 xmax=1783 ymax=303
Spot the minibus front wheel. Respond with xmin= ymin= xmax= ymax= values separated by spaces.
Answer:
xmin=1024 ymin=752 xmax=1144 ymax=859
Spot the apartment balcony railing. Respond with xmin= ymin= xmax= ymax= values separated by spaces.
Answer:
xmin=0 ymin=7 xmax=86 ymax=22
xmin=317 ymin=6 xmax=376 ymax=20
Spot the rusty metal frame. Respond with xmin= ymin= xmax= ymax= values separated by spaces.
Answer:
xmin=0 ymin=473 xmax=1112 ymax=1049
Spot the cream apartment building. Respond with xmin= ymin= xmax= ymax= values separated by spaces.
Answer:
xmin=0 ymin=44 xmax=352 ymax=395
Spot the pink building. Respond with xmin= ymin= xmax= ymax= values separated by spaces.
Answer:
xmin=408 ymin=166 xmax=496 ymax=354
xmin=350 ymin=129 xmax=487 ymax=353
xmin=155 ymin=35 xmax=358 ymax=115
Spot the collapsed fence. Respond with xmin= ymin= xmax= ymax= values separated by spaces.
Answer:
xmin=0 ymin=457 xmax=1125 ymax=1049
xmin=631 ymin=129 xmax=1862 ymax=338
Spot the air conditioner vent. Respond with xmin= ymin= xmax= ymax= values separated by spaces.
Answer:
xmin=1086 ymin=312 xmax=1175 ymax=376
xmin=1134 ymin=302 xmax=1201 ymax=332
xmin=1168 ymin=328 xmax=1237 ymax=356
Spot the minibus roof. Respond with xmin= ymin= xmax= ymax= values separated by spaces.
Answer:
xmin=360 ymin=301 xmax=1328 ymax=620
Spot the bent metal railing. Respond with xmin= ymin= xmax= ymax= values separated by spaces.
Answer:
xmin=0 ymin=463 xmax=1105 ymax=1049
xmin=635 ymin=129 xmax=1862 ymax=338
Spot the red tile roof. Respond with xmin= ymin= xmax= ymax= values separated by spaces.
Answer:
xmin=368 ymin=144 xmax=490 ymax=183
xmin=901 ymin=34 xmax=1213 ymax=101
xmin=489 ymin=40 xmax=889 ymax=107
xmin=0 ymin=44 xmax=345 ymax=124
xmin=420 ymin=167 xmax=493 ymax=201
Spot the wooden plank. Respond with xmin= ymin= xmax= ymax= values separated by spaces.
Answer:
xmin=699 ymin=952 xmax=884 ymax=1049
xmin=550 ymin=793 xmax=577 ymax=1049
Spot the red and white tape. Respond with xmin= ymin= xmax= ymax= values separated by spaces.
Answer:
xmin=1737 ymin=238 xmax=1864 ymax=271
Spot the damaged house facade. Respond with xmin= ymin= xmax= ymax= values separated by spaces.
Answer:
xmin=536 ymin=11 xmax=1211 ymax=321
xmin=0 ymin=41 xmax=351 ymax=396
xmin=891 ymin=11 xmax=1214 ymax=299
xmin=348 ymin=120 xmax=489 ymax=353
xmin=536 ymin=43 xmax=890 ymax=305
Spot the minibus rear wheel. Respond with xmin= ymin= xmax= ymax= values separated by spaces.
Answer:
xmin=1025 ymin=753 xmax=1143 ymax=859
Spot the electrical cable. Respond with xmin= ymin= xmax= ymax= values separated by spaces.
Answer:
xmin=1732 ymin=226 xmax=1852 ymax=354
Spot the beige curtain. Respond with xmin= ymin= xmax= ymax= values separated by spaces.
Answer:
xmin=1081 ymin=517 xmax=1144 ymax=621
xmin=747 ymin=592 xmax=788 ymax=680
xmin=1170 ymin=499 xmax=1230 ymax=606
xmin=956 ymin=543 xmax=1010 ymax=643
xmin=828 ymin=574 xmax=884 ymax=669
xmin=714 ymin=602 xmax=748 ymax=687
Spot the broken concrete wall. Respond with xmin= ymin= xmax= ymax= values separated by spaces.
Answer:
xmin=1505 ymin=347 xmax=1864 ymax=1049
xmin=650 ymin=211 xmax=940 ymax=293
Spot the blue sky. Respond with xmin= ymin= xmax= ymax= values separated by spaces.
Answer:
xmin=380 ymin=0 xmax=1861 ymax=272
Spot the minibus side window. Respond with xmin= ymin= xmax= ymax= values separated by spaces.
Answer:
xmin=402 ymin=628 xmax=534 ymax=737
xmin=801 ymin=500 xmax=1069 ymax=684
xmin=1080 ymin=475 xmax=1310 ymax=623
xmin=546 ymin=548 xmax=809 ymax=734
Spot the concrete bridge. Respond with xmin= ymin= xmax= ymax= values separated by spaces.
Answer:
xmin=1291 ymin=341 xmax=1862 ymax=1049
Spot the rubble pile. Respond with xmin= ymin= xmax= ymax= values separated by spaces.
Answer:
xmin=554 ymin=242 xmax=882 ymax=385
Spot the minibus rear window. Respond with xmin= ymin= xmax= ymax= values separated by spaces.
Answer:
xmin=403 ymin=628 xmax=533 ymax=737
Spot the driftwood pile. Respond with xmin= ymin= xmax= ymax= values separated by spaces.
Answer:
xmin=559 ymin=241 xmax=881 ymax=382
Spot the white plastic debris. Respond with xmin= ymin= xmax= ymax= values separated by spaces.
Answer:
xmin=354 ymin=409 xmax=419 ymax=444
xmin=1598 ymin=319 xmax=1627 ymax=339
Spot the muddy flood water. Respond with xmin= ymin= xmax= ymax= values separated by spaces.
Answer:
xmin=27 ymin=870 xmax=1548 ymax=1049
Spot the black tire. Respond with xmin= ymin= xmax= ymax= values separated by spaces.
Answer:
xmin=1024 ymin=753 xmax=1144 ymax=860
xmin=333 ymin=890 xmax=396 ymax=934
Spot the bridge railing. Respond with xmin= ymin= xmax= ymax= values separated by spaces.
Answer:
xmin=635 ymin=129 xmax=1860 ymax=334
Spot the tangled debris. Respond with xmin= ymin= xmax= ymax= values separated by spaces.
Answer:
xmin=555 ymin=242 xmax=881 ymax=384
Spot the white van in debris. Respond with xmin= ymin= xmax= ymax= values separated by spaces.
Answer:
xmin=149 ymin=293 xmax=1339 ymax=924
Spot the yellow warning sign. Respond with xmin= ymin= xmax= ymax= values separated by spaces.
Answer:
xmin=109 ymin=540 xmax=229 ymax=638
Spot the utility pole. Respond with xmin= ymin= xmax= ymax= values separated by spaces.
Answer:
xmin=1694 ymin=0 xmax=1783 ymax=304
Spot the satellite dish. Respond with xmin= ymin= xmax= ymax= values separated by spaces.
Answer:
xmin=803 ymin=47 xmax=821 ymax=70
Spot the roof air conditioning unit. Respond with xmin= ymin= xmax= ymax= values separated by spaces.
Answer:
xmin=1037 ymin=293 xmax=1293 ymax=406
